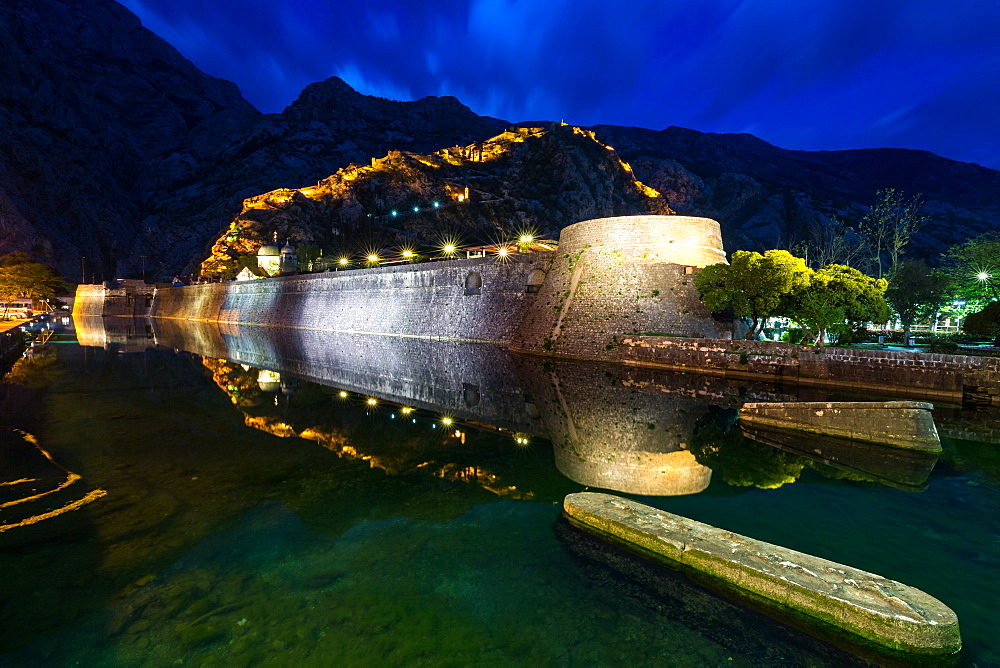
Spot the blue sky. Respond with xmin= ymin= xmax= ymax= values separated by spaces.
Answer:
xmin=120 ymin=0 xmax=1000 ymax=168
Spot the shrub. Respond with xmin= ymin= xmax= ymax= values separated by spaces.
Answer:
xmin=780 ymin=328 xmax=806 ymax=344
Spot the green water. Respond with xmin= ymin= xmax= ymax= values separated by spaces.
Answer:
xmin=0 ymin=326 xmax=997 ymax=666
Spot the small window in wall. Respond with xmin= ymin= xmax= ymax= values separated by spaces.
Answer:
xmin=463 ymin=383 xmax=481 ymax=407
xmin=526 ymin=269 xmax=546 ymax=293
xmin=465 ymin=271 xmax=482 ymax=295
xmin=684 ymin=266 xmax=696 ymax=275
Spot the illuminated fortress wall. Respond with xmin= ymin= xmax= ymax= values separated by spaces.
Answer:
xmin=152 ymin=253 xmax=554 ymax=343
xmin=151 ymin=216 xmax=732 ymax=351
xmin=511 ymin=215 xmax=734 ymax=354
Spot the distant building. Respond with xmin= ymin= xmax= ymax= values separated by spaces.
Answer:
xmin=236 ymin=265 xmax=266 ymax=282
xmin=257 ymin=234 xmax=297 ymax=277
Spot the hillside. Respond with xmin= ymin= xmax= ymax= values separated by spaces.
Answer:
xmin=200 ymin=125 xmax=669 ymax=276
xmin=1 ymin=0 xmax=998 ymax=281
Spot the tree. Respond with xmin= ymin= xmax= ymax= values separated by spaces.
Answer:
xmin=790 ymin=215 xmax=865 ymax=269
xmin=943 ymin=232 xmax=1000 ymax=309
xmin=695 ymin=250 xmax=810 ymax=340
xmin=963 ymin=301 xmax=1000 ymax=345
xmin=855 ymin=188 xmax=928 ymax=278
xmin=782 ymin=264 xmax=890 ymax=345
xmin=884 ymin=260 xmax=953 ymax=343
xmin=0 ymin=253 xmax=63 ymax=318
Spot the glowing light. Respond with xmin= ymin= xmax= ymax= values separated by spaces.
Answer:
xmin=977 ymin=272 xmax=991 ymax=281
xmin=366 ymin=398 xmax=378 ymax=406
xmin=402 ymin=250 xmax=414 ymax=258
xmin=413 ymin=206 xmax=420 ymax=212
xmin=443 ymin=244 xmax=457 ymax=254
xmin=367 ymin=254 xmax=380 ymax=263
xmin=339 ymin=258 xmax=349 ymax=266
xmin=401 ymin=407 xmax=413 ymax=414
xmin=391 ymin=210 xmax=398 ymax=217
xmin=441 ymin=417 xmax=454 ymax=426
xmin=496 ymin=247 xmax=509 ymax=257
xmin=433 ymin=201 xmax=440 ymax=208
xmin=457 ymin=195 xmax=465 ymax=202
xmin=519 ymin=235 xmax=533 ymax=244
xmin=338 ymin=391 xmax=348 ymax=398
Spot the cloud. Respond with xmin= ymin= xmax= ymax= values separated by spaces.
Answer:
xmin=118 ymin=0 xmax=1000 ymax=167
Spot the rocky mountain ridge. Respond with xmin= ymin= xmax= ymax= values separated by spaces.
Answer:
xmin=1 ymin=0 xmax=997 ymax=281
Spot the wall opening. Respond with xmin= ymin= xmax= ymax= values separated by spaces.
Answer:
xmin=526 ymin=269 xmax=546 ymax=293
xmin=463 ymin=383 xmax=481 ymax=407
xmin=684 ymin=266 xmax=696 ymax=275
xmin=464 ymin=272 xmax=482 ymax=296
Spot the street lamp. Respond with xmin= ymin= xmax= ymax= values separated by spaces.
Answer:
xmin=977 ymin=271 xmax=998 ymax=299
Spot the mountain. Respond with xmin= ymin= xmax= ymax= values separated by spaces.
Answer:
xmin=1 ymin=0 xmax=998 ymax=281
xmin=199 ymin=125 xmax=670 ymax=276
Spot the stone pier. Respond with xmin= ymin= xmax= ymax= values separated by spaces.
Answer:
xmin=563 ymin=492 xmax=961 ymax=657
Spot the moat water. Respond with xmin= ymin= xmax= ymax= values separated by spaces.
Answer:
xmin=0 ymin=318 xmax=997 ymax=666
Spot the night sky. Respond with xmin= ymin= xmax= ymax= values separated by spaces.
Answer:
xmin=120 ymin=0 xmax=1000 ymax=169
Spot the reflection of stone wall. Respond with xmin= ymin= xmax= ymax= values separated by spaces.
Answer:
xmin=150 ymin=319 xmax=541 ymax=434
xmin=152 ymin=253 xmax=553 ymax=344
xmin=73 ymin=315 xmax=157 ymax=351
xmin=516 ymin=357 xmax=712 ymax=495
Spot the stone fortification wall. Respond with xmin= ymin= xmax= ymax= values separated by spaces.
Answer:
xmin=73 ymin=280 xmax=157 ymax=318
xmin=613 ymin=336 xmax=1000 ymax=404
xmin=152 ymin=253 xmax=553 ymax=343
xmin=512 ymin=216 xmax=733 ymax=355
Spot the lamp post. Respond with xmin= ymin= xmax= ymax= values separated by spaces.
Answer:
xmin=976 ymin=272 xmax=998 ymax=299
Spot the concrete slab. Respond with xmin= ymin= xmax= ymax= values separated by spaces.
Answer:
xmin=563 ymin=492 xmax=960 ymax=657
xmin=739 ymin=401 xmax=941 ymax=452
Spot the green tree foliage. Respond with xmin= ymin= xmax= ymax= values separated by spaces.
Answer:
xmin=943 ymin=232 xmax=1000 ymax=309
xmin=0 ymin=253 xmax=64 ymax=317
xmin=855 ymin=188 xmax=928 ymax=278
xmin=884 ymin=260 xmax=953 ymax=343
xmin=695 ymin=250 xmax=810 ymax=340
xmin=963 ymin=301 xmax=1000 ymax=344
xmin=782 ymin=264 xmax=890 ymax=345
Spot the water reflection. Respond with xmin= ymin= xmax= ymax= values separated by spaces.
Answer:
xmin=73 ymin=316 xmax=957 ymax=497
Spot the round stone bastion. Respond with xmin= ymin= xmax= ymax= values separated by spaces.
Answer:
xmin=511 ymin=215 xmax=734 ymax=354
xmin=557 ymin=215 xmax=727 ymax=267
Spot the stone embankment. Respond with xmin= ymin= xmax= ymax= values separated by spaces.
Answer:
xmin=739 ymin=401 xmax=941 ymax=452
xmin=563 ymin=492 xmax=961 ymax=657
xmin=605 ymin=336 xmax=1000 ymax=406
